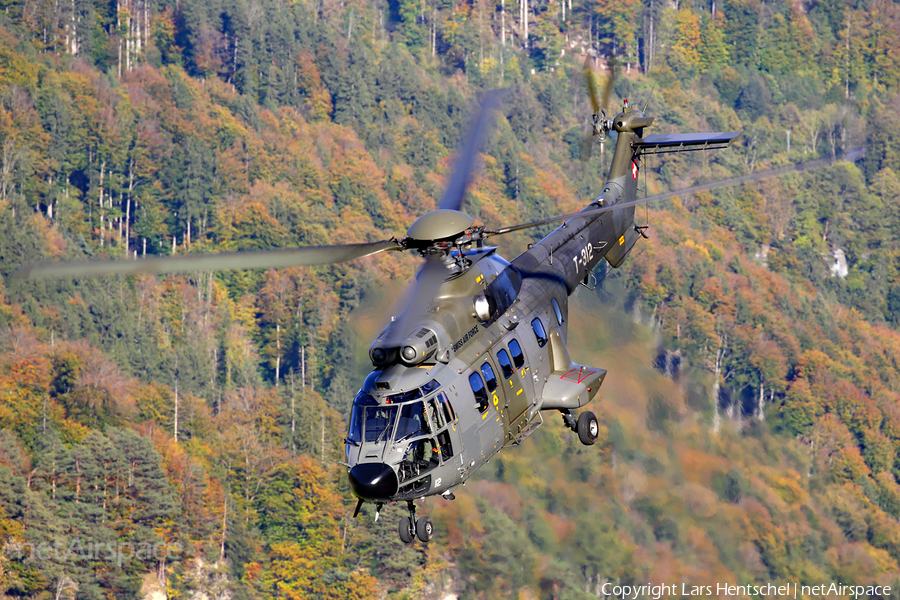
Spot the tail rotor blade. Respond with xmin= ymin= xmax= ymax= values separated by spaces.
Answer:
xmin=583 ymin=56 xmax=600 ymax=115
xmin=599 ymin=55 xmax=617 ymax=115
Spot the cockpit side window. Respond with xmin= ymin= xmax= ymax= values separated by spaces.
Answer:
xmin=394 ymin=401 xmax=427 ymax=442
xmin=348 ymin=392 xmax=377 ymax=444
xmin=508 ymin=338 xmax=525 ymax=368
xmin=497 ymin=349 xmax=514 ymax=379
xmin=437 ymin=430 xmax=453 ymax=461
xmin=428 ymin=398 xmax=444 ymax=430
xmin=469 ymin=372 xmax=489 ymax=413
xmin=348 ymin=407 xmax=363 ymax=445
xmin=531 ymin=317 xmax=547 ymax=347
xmin=437 ymin=392 xmax=455 ymax=422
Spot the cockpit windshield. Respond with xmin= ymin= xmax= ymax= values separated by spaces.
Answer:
xmin=364 ymin=405 xmax=397 ymax=443
xmin=349 ymin=392 xmax=398 ymax=444
xmin=348 ymin=380 xmax=443 ymax=447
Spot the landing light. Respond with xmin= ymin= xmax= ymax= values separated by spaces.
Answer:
xmin=401 ymin=346 xmax=417 ymax=361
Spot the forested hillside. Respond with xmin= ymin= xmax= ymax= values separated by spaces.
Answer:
xmin=1 ymin=0 xmax=900 ymax=596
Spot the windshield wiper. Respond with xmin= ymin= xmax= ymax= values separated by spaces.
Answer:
xmin=375 ymin=422 xmax=391 ymax=444
xmin=396 ymin=429 xmax=425 ymax=444
xmin=344 ymin=437 xmax=360 ymax=446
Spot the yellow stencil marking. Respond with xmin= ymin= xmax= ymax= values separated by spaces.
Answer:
xmin=618 ymin=235 xmax=625 ymax=245
xmin=516 ymin=389 xmax=523 ymax=396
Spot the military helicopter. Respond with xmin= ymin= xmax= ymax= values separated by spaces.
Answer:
xmin=15 ymin=66 xmax=742 ymax=544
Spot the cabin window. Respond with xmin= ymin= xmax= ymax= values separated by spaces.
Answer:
xmin=469 ymin=372 xmax=489 ymax=413
xmin=497 ymin=349 xmax=514 ymax=379
xmin=437 ymin=392 xmax=455 ymax=422
xmin=531 ymin=317 xmax=548 ymax=347
xmin=481 ymin=362 xmax=498 ymax=392
xmin=508 ymin=339 xmax=525 ymax=368
xmin=394 ymin=401 xmax=428 ymax=442
xmin=551 ymin=298 xmax=564 ymax=325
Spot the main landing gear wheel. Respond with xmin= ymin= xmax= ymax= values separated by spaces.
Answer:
xmin=577 ymin=411 xmax=599 ymax=446
xmin=398 ymin=500 xmax=434 ymax=543
xmin=416 ymin=515 xmax=434 ymax=542
xmin=399 ymin=516 xmax=415 ymax=544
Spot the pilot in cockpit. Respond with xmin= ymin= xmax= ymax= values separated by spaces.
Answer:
xmin=396 ymin=400 xmax=439 ymax=482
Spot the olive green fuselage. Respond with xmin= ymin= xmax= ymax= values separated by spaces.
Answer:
xmin=344 ymin=109 xmax=649 ymax=505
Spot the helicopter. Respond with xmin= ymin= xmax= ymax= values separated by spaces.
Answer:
xmin=338 ymin=93 xmax=740 ymax=543
xmin=15 ymin=66 xmax=743 ymax=544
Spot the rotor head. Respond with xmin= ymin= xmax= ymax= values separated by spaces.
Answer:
xmin=406 ymin=210 xmax=475 ymax=244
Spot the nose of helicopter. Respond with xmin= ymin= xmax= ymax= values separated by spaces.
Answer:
xmin=348 ymin=463 xmax=399 ymax=501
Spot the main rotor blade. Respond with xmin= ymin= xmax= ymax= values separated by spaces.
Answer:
xmin=486 ymin=149 xmax=867 ymax=238
xmin=438 ymin=89 xmax=507 ymax=212
xmin=14 ymin=239 xmax=404 ymax=280
xmin=381 ymin=255 xmax=450 ymax=347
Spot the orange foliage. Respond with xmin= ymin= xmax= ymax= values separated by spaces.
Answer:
xmin=678 ymin=447 xmax=729 ymax=486
xmin=471 ymin=480 xmax=523 ymax=521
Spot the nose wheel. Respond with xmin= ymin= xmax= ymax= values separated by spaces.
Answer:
xmin=398 ymin=501 xmax=434 ymax=543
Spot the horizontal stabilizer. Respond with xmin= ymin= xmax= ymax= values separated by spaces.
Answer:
xmin=633 ymin=131 xmax=741 ymax=155
xmin=539 ymin=364 xmax=607 ymax=411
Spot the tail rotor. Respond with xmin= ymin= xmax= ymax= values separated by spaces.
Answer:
xmin=581 ymin=55 xmax=617 ymax=165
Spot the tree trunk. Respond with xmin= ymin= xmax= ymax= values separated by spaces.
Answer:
xmin=501 ymin=0 xmax=505 ymax=45
xmin=757 ymin=381 xmax=765 ymax=421
xmin=290 ymin=369 xmax=296 ymax=451
xmin=711 ymin=345 xmax=722 ymax=433
xmin=174 ymin=376 xmax=179 ymax=442
xmin=220 ymin=496 xmax=227 ymax=561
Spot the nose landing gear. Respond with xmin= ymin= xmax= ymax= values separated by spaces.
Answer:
xmin=398 ymin=500 xmax=434 ymax=543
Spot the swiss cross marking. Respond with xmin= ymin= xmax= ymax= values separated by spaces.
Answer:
xmin=632 ymin=161 xmax=638 ymax=180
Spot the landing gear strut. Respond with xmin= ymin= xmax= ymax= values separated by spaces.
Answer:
xmin=398 ymin=501 xmax=434 ymax=543
xmin=561 ymin=409 xmax=599 ymax=446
